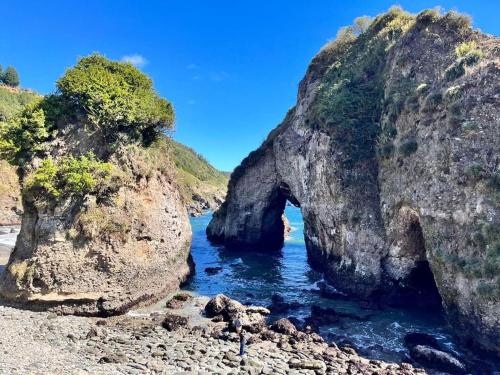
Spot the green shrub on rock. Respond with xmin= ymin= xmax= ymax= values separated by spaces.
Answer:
xmin=0 ymin=100 xmax=49 ymax=166
xmin=24 ymin=153 xmax=113 ymax=201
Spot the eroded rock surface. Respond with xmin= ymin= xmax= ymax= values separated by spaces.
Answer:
xmin=207 ymin=9 xmax=500 ymax=354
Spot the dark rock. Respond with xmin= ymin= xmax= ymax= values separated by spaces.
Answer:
xmin=409 ymin=345 xmax=467 ymax=374
xmin=304 ymin=305 xmax=339 ymax=327
xmin=317 ymin=281 xmax=348 ymax=300
xmin=165 ymin=292 xmax=192 ymax=309
xmin=268 ymin=294 xmax=302 ymax=313
xmin=270 ymin=318 xmax=297 ymax=335
xmin=211 ymin=315 xmax=224 ymax=322
xmin=404 ymin=332 xmax=440 ymax=350
xmin=161 ymin=314 xmax=188 ymax=331
xmin=165 ymin=299 xmax=184 ymax=309
xmin=99 ymin=353 xmax=127 ymax=364
xmin=205 ymin=266 xmax=223 ymax=275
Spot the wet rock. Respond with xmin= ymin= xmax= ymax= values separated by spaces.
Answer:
xmin=304 ymin=305 xmax=339 ymax=327
xmin=317 ymin=281 xmax=348 ymax=300
xmin=270 ymin=318 xmax=297 ymax=335
xmin=409 ymin=345 xmax=467 ymax=374
xmin=205 ymin=267 xmax=223 ymax=275
xmin=267 ymin=293 xmax=302 ymax=313
xmin=161 ymin=314 xmax=188 ymax=331
xmin=404 ymin=332 xmax=440 ymax=350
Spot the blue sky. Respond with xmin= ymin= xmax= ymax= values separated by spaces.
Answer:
xmin=1 ymin=1 xmax=498 ymax=171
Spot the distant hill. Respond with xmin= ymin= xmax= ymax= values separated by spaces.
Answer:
xmin=167 ymin=139 xmax=228 ymax=216
xmin=0 ymin=85 xmax=40 ymax=224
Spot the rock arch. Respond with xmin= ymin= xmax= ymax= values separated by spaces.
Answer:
xmin=208 ymin=13 xmax=500 ymax=354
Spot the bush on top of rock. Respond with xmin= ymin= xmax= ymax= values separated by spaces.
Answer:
xmin=57 ymin=54 xmax=174 ymax=143
xmin=0 ymin=54 xmax=175 ymax=167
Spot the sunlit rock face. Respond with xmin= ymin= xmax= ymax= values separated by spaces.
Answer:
xmin=208 ymin=10 xmax=500 ymax=354
xmin=1 ymin=127 xmax=193 ymax=316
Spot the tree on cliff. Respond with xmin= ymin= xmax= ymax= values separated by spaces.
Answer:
xmin=57 ymin=54 xmax=174 ymax=143
xmin=0 ymin=54 xmax=174 ymax=167
xmin=3 ymin=66 xmax=20 ymax=87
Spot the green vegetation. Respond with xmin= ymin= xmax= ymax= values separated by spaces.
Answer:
xmin=1 ymin=66 xmax=20 ymax=87
xmin=168 ymin=139 xmax=227 ymax=189
xmin=313 ymin=7 xmax=415 ymax=167
xmin=57 ymin=54 xmax=174 ymax=142
xmin=166 ymin=138 xmax=228 ymax=205
xmin=0 ymin=99 xmax=49 ymax=165
xmin=0 ymin=85 xmax=39 ymax=122
xmin=0 ymin=54 xmax=175 ymax=169
xmin=445 ymin=40 xmax=482 ymax=81
xmin=24 ymin=153 xmax=113 ymax=200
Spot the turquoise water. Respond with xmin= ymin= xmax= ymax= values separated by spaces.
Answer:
xmin=185 ymin=206 xmax=460 ymax=363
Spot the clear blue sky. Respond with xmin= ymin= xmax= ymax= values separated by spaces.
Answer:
xmin=1 ymin=1 xmax=498 ymax=171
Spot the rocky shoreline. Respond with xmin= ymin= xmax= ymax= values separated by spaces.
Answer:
xmin=0 ymin=293 xmax=430 ymax=375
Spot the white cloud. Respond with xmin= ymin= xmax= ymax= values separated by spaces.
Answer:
xmin=121 ymin=54 xmax=148 ymax=68
xmin=210 ymin=71 xmax=229 ymax=82
xmin=186 ymin=63 xmax=198 ymax=70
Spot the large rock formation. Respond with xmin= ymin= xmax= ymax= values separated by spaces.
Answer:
xmin=0 ymin=55 xmax=193 ymax=315
xmin=0 ymin=125 xmax=193 ymax=315
xmin=208 ymin=9 xmax=500 ymax=354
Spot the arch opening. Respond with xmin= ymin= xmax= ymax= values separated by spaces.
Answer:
xmin=260 ymin=183 xmax=301 ymax=250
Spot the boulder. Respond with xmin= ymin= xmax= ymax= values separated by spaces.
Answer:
xmin=409 ymin=345 xmax=467 ymax=374
xmin=161 ymin=314 xmax=188 ymax=331
xmin=270 ymin=318 xmax=297 ymax=335
xmin=205 ymin=294 xmax=269 ymax=333
xmin=268 ymin=293 xmax=302 ymax=313
xmin=165 ymin=292 xmax=193 ymax=309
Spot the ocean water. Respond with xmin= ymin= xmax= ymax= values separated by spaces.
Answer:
xmin=184 ymin=206 xmax=460 ymax=363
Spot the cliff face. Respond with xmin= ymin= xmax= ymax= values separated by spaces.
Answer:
xmin=207 ymin=9 xmax=500 ymax=354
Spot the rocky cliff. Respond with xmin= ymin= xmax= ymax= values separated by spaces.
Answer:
xmin=207 ymin=9 xmax=500 ymax=354
xmin=0 ymin=55 xmax=193 ymax=315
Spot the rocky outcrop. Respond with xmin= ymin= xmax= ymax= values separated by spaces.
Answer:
xmin=207 ymin=9 xmax=500 ymax=354
xmin=205 ymin=294 xmax=270 ymax=332
xmin=0 ymin=125 xmax=193 ymax=315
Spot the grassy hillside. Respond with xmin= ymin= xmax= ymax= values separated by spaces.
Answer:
xmin=167 ymin=139 xmax=228 ymax=215
xmin=0 ymin=85 xmax=39 ymax=122
xmin=0 ymin=85 xmax=40 ymax=224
